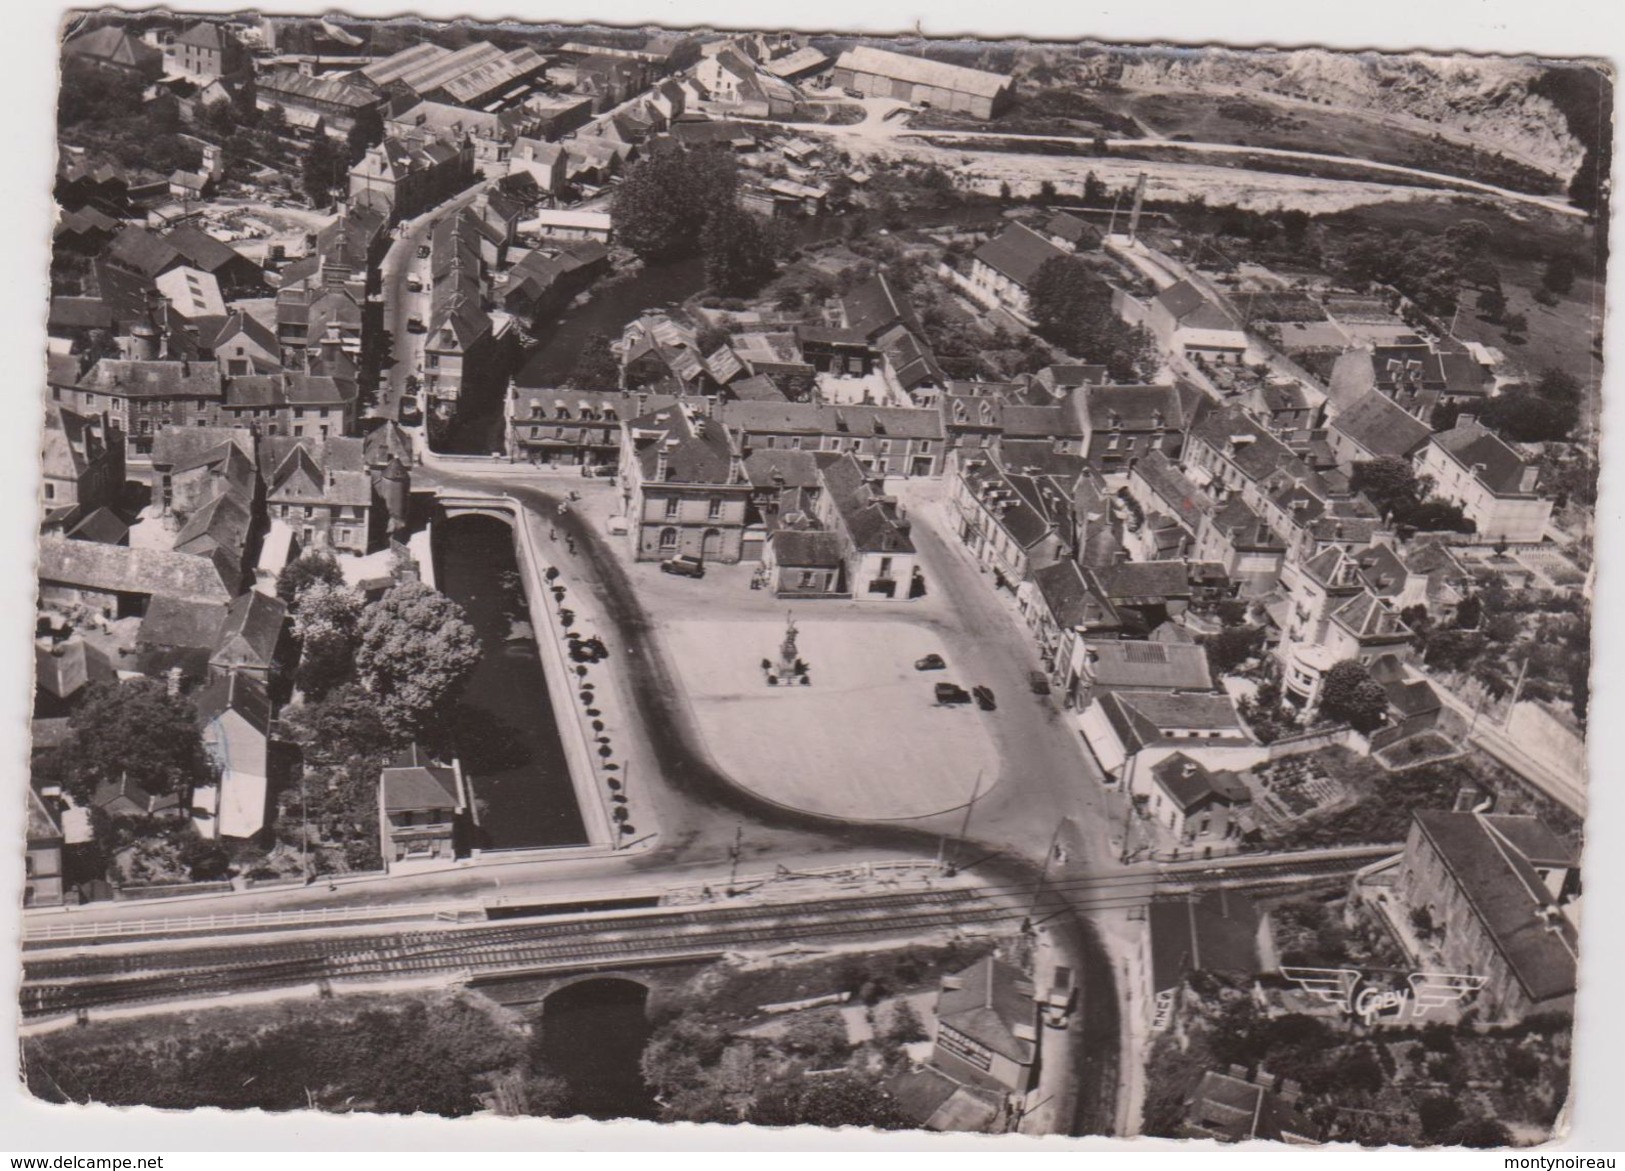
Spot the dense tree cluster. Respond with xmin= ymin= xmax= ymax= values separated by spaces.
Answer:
xmin=1317 ymin=660 xmax=1390 ymax=734
xmin=51 ymin=679 xmax=215 ymax=806
xmin=25 ymin=996 xmax=524 ymax=1116
xmin=1349 ymin=458 xmax=1473 ymax=533
xmin=1471 ymin=368 xmax=1583 ymax=443
xmin=356 ymin=581 xmax=482 ymax=736
xmin=1028 ymin=255 xmax=1158 ymax=380
xmin=57 ymin=59 xmax=202 ymax=178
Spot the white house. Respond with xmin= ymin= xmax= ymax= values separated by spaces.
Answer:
xmin=1414 ymin=417 xmax=1553 ymax=543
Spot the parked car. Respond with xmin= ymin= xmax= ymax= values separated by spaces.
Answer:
xmin=406 ymin=277 xmax=422 ymax=293
xmin=934 ymin=682 xmax=972 ymax=705
xmin=973 ymin=685 xmax=996 ymax=711
xmin=1028 ymin=671 xmax=1051 ymax=695
xmin=843 ymin=87 xmax=865 ymax=100
xmin=398 ymin=394 xmax=421 ymax=423
xmin=406 ymin=316 xmax=426 ymax=334
xmin=1043 ymin=966 xmax=1075 ymax=1029
xmin=661 ymin=554 xmax=706 ymax=578
xmin=914 ymin=654 xmax=946 ymax=671
xmin=416 ymin=245 xmax=431 ymax=259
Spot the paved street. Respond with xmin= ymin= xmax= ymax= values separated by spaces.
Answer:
xmin=373 ymin=179 xmax=495 ymax=427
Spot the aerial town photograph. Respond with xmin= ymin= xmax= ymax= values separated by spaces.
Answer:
xmin=10 ymin=1 xmax=1612 ymax=1151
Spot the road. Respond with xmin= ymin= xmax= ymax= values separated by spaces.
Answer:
xmin=759 ymin=99 xmax=1583 ymax=219
xmin=1425 ymin=677 xmax=1586 ymax=815
xmin=373 ymin=180 xmax=496 ymax=427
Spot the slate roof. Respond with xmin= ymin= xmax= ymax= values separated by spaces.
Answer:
xmin=1030 ymin=560 xmax=1095 ymax=629
xmin=744 ymin=448 xmax=821 ymax=490
xmin=1430 ymin=422 xmax=1534 ymax=494
xmin=1096 ymin=689 xmax=1249 ymax=752
xmin=973 ymin=222 xmax=1065 ymax=289
xmin=1149 ymin=890 xmax=1260 ymax=993
xmin=1184 ymin=1070 xmax=1318 ymax=1143
xmin=628 ymin=402 xmax=740 ymax=485
xmin=194 ymin=670 xmax=272 ymax=736
xmin=78 ymin=359 xmax=224 ymax=401
xmin=49 ymin=297 xmax=113 ymax=331
xmin=38 ymin=536 xmax=232 ymax=602
xmin=771 ymin=529 xmax=845 ymax=568
xmin=1042 ymin=211 xmax=1100 ymax=249
xmin=818 ymin=453 xmax=915 ymax=554
xmin=1089 ymin=560 xmax=1192 ymax=601
xmin=841 ymin=272 xmax=922 ymax=340
xmin=150 ymin=425 xmax=254 ymax=469
xmin=1331 ymin=390 xmax=1431 ymax=460
xmin=1411 ymin=810 xmax=1578 ymax=1004
xmin=935 ymin=957 xmax=1036 ymax=1067
xmin=1132 ymin=450 xmax=1210 ymax=532
xmin=1078 ymin=382 xmax=1196 ymax=433
xmin=1329 ymin=590 xmax=1411 ymax=643
xmin=165 ymin=225 xmax=251 ymax=276
xmin=1081 ymin=638 xmax=1213 ymax=691
xmin=214 ymin=591 xmax=288 ymax=668
xmin=1151 ymin=752 xmax=1252 ymax=813
xmin=108 ymin=226 xmax=184 ymax=278
xmin=64 ymin=25 xmax=162 ymax=74
xmin=380 ymin=744 xmax=461 ymax=812
xmin=1157 ymin=280 xmax=1240 ymax=332
xmin=138 ymin=594 xmax=230 ymax=651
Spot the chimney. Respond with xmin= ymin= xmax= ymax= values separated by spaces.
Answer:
xmin=1519 ymin=465 xmax=1540 ymax=493
xmin=655 ymin=442 xmax=669 ymax=483
xmin=1457 ymin=414 xmax=1478 ymax=430
xmin=1227 ymin=1064 xmax=1249 ymax=1081
xmin=1279 ymin=1078 xmax=1302 ymax=1105
xmin=166 ymin=666 xmax=183 ymax=697
xmin=1256 ymin=1070 xmax=1277 ymax=1091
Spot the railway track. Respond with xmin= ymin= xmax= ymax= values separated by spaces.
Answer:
xmin=21 ymin=888 xmax=1004 ymax=1018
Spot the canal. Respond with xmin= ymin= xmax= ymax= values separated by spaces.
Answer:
xmin=438 ymin=203 xmax=1003 ymax=454
xmin=533 ymin=979 xmax=656 ymax=1120
xmin=433 ymin=514 xmax=587 ymax=849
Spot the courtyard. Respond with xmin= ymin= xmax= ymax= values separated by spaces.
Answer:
xmin=660 ymin=615 xmax=1000 ymax=821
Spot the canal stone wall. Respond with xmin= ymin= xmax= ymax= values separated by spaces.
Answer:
xmin=436 ymin=493 xmax=621 ymax=852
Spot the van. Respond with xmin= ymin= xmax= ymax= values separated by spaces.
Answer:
xmin=1044 ymin=966 xmax=1075 ymax=1028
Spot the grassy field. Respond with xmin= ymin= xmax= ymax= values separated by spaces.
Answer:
xmin=1316 ymin=199 xmax=1605 ymax=400
xmin=1093 ymin=91 xmax=1565 ymax=196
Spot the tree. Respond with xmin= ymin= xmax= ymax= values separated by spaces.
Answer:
xmin=53 ymin=680 xmax=215 ymax=805
xmin=1418 ymin=1095 xmax=1463 ymax=1141
xmin=779 ymin=1010 xmax=850 ymax=1065
xmin=345 ymin=105 xmax=385 ymax=166
xmin=701 ymin=202 xmax=778 ymax=296
xmin=1503 ymin=310 xmax=1529 ymax=338
xmin=1350 ymin=457 xmax=1422 ymax=521
xmin=177 ymin=835 xmax=231 ymax=881
xmin=1478 ymin=388 xmax=1578 ymax=442
xmin=1037 ymin=179 xmax=1057 ymax=203
xmin=1476 ymin=287 xmax=1507 ymax=320
xmin=564 ymin=331 xmax=620 ymax=389
xmin=1204 ymin=625 xmax=1266 ymax=676
xmin=1452 ymin=1118 xmax=1514 ymax=1148
xmin=294 ymin=580 xmax=365 ymax=699
xmin=611 ymin=142 xmax=739 ymax=262
xmin=1541 ymin=253 xmax=1576 ymax=295
xmin=301 ymin=134 xmax=347 ymax=207
xmin=356 ymin=582 xmax=482 ymax=734
xmin=1028 ymin=255 xmax=1157 ymax=380
xmin=277 ymin=550 xmax=346 ymax=608
xmin=884 ymin=1000 xmax=928 ymax=1044
xmin=1318 ymin=660 xmax=1389 ymax=733
xmin=280 ymin=683 xmax=400 ymax=766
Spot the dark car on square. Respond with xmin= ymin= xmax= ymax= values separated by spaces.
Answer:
xmin=915 ymin=653 xmax=946 ymax=671
xmin=934 ymin=682 xmax=972 ymax=705
xmin=661 ymin=554 xmax=706 ymax=578
xmin=973 ymin=685 xmax=996 ymax=711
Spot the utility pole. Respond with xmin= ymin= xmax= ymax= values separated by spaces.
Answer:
xmin=947 ymin=769 xmax=983 ymax=873
xmin=725 ymin=823 xmax=743 ymax=896
xmin=1024 ymin=819 xmax=1066 ymax=932
xmin=1503 ymin=656 xmax=1531 ymax=730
